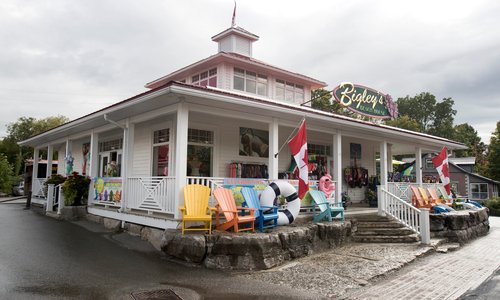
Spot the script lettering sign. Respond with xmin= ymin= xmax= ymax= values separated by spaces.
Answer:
xmin=332 ymin=82 xmax=398 ymax=119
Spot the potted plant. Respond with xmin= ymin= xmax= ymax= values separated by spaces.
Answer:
xmin=365 ymin=189 xmax=377 ymax=207
xmin=62 ymin=172 xmax=91 ymax=206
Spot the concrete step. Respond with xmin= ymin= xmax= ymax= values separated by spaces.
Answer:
xmin=355 ymin=227 xmax=415 ymax=236
xmin=356 ymin=221 xmax=405 ymax=228
xmin=351 ymin=215 xmax=393 ymax=222
xmin=436 ymin=243 xmax=461 ymax=253
xmin=353 ymin=233 xmax=421 ymax=243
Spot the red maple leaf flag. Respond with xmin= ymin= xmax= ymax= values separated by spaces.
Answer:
xmin=288 ymin=120 xmax=308 ymax=199
xmin=432 ymin=147 xmax=451 ymax=197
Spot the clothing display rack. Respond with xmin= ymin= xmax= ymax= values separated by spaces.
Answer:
xmin=229 ymin=162 xmax=268 ymax=178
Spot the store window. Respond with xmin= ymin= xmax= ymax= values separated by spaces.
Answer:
xmin=187 ymin=128 xmax=214 ymax=177
xmin=233 ymin=68 xmax=268 ymax=96
xmin=152 ymin=129 xmax=170 ymax=176
xmin=98 ymin=138 xmax=123 ymax=177
xmin=470 ymin=183 xmax=488 ymax=200
xmin=308 ymin=144 xmax=332 ymax=156
xmin=192 ymin=68 xmax=217 ymax=87
xmin=425 ymin=158 xmax=434 ymax=169
xmin=275 ymin=79 xmax=304 ymax=102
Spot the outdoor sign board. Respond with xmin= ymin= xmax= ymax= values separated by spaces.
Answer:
xmin=332 ymin=82 xmax=398 ymax=119
xmin=93 ymin=177 xmax=122 ymax=203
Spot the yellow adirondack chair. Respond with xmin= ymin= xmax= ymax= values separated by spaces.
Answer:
xmin=179 ymin=184 xmax=216 ymax=234
xmin=213 ymin=188 xmax=256 ymax=233
xmin=418 ymin=187 xmax=436 ymax=208
xmin=427 ymin=187 xmax=449 ymax=205
xmin=410 ymin=185 xmax=432 ymax=208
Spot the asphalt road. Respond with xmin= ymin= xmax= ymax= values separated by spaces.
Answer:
xmin=0 ymin=202 xmax=322 ymax=300
xmin=459 ymin=267 xmax=500 ymax=300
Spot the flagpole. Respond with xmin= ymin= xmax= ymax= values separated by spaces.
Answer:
xmin=274 ymin=116 xmax=306 ymax=158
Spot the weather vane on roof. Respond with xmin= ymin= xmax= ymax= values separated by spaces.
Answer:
xmin=231 ymin=0 xmax=237 ymax=27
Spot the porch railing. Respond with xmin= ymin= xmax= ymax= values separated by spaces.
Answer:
xmin=33 ymin=178 xmax=47 ymax=198
xmin=127 ymin=177 xmax=176 ymax=214
xmin=46 ymin=184 xmax=65 ymax=214
xmin=186 ymin=176 xmax=225 ymax=191
xmin=378 ymin=186 xmax=430 ymax=244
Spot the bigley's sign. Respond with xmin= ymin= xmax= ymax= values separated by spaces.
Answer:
xmin=332 ymin=82 xmax=398 ymax=119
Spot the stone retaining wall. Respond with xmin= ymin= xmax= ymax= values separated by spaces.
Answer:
xmin=430 ymin=208 xmax=490 ymax=244
xmin=161 ymin=221 xmax=352 ymax=270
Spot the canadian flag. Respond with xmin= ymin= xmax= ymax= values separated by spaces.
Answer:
xmin=288 ymin=120 xmax=308 ymax=199
xmin=432 ymin=147 xmax=451 ymax=197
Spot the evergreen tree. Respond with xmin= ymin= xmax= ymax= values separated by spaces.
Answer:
xmin=0 ymin=154 xmax=14 ymax=194
xmin=487 ymin=122 xmax=500 ymax=181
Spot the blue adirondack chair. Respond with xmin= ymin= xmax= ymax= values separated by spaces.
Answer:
xmin=308 ymin=190 xmax=345 ymax=222
xmin=241 ymin=187 xmax=279 ymax=232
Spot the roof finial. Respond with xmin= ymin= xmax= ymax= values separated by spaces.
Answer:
xmin=231 ymin=0 xmax=237 ymax=27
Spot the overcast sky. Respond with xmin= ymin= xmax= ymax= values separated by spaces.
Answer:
xmin=1 ymin=0 xmax=499 ymax=143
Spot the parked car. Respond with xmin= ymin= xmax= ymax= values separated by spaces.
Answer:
xmin=12 ymin=182 xmax=24 ymax=196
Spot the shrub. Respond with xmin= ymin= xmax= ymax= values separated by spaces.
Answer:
xmin=484 ymin=198 xmax=500 ymax=216
xmin=62 ymin=172 xmax=91 ymax=206
xmin=0 ymin=154 xmax=14 ymax=195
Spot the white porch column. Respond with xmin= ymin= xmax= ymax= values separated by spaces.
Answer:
xmin=415 ymin=147 xmax=423 ymax=186
xmin=379 ymin=141 xmax=388 ymax=217
xmin=174 ymin=102 xmax=189 ymax=220
xmin=380 ymin=140 xmax=388 ymax=187
xmin=46 ymin=145 xmax=53 ymax=178
xmin=333 ymin=131 xmax=342 ymax=205
xmin=32 ymin=148 xmax=40 ymax=195
xmin=89 ymin=130 xmax=99 ymax=178
xmin=387 ymin=143 xmax=393 ymax=175
xmin=268 ymin=118 xmax=279 ymax=180
xmin=419 ymin=208 xmax=431 ymax=244
xmin=64 ymin=138 xmax=73 ymax=176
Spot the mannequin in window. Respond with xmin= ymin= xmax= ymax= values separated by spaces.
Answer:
xmin=188 ymin=155 xmax=201 ymax=176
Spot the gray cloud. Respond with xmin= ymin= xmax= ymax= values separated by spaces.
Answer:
xmin=1 ymin=0 xmax=499 ymax=144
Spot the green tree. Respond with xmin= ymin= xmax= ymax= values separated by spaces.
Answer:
xmin=1 ymin=115 xmax=69 ymax=175
xmin=384 ymin=115 xmax=421 ymax=132
xmin=453 ymin=123 xmax=487 ymax=175
xmin=428 ymin=98 xmax=456 ymax=139
xmin=311 ymin=89 xmax=344 ymax=114
xmin=487 ymin=122 xmax=500 ymax=181
xmin=395 ymin=92 xmax=457 ymax=139
xmin=0 ymin=153 xmax=14 ymax=194
xmin=396 ymin=92 xmax=437 ymax=132
xmin=6 ymin=115 xmax=69 ymax=142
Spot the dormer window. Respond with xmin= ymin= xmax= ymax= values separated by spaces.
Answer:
xmin=276 ymin=79 xmax=304 ymax=102
xmin=192 ymin=68 xmax=217 ymax=87
xmin=233 ymin=68 xmax=268 ymax=96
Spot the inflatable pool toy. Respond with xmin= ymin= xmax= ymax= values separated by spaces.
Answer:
xmin=319 ymin=174 xmax=334 ymax=198
xmin=260 ymin=181 xmax=300 ymax=225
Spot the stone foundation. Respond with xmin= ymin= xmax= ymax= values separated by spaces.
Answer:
xmin=58 ymin=206 xmax=88 ymax=221
xmin=430 ymin=208 xmax=490 ymax=244
xmin=161 ymin=221 xmax=352 ymax=270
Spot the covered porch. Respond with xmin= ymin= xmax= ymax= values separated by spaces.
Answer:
xmin=23 ymin=83 xmax=466 ymax=242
